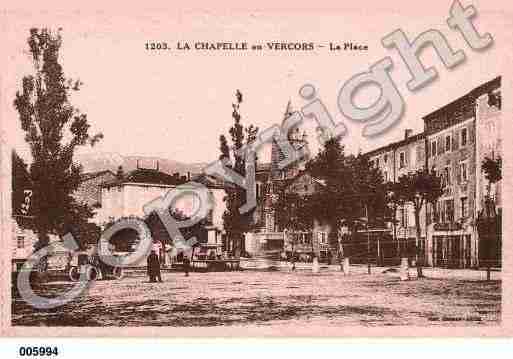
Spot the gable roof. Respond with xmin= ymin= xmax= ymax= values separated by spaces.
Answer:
xmin=80 ymin=170 xmax=115 ymax=182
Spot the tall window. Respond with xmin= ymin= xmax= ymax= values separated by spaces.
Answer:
xmin=445 ymin=135 xmax=451 ymax=152
xmin=431 ymin=141 xmax=436 ymax=157
xmin=266 ymin=213 xmax=275 ymax=232
xmin=461 ymin=127 xmax=467 ymax=147
xmin=437 ymin=137 xmax=444 ymax=155
xmin=459 ymin=162 xmax=468 ymax=182
xmin=318 ymin=232 xmax=327 ymax=245
xmin=384 ymin=154 xmax=388 ymax=163
xmin=443 ymin=167 xmax=451 ymax=187
xmin=438 ymin=201 xmax=445 ymax=223
xmin=399 ymin=151 xmax=406 ymax=168
xmin=400 ymin=206 xmax=408 ymax=227
xmin=445 ymin=199 xmax=454 ymax=223
xmin=460 ymin=197 xmax=468 ymax=218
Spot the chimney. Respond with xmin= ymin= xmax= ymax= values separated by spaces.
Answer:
xmin=136 ymin=159 xmax=140 ymax=169
xmin=404 ymin=128 xmax=413 ymax=140
xmin=187 ymin=171 xmax=191 ymax=181
xmin=156 ymin=160 xmax=159 ymax=171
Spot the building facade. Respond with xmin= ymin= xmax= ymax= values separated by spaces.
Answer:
xmin=423 ymin=76 xmax=501 ymax=268
xmin=360 ymin=77 xmax=501 ymax=269
xmin=98 ymin=167 xmax=228 ymax=263
xmin=364 ymin=130 xmax=428 ymax=264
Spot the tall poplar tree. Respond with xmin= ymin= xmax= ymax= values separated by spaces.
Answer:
xmin=219 ymin=90 xmax=258 ymax=257
xmin=14 ymin=28 xmax=103 ymax=251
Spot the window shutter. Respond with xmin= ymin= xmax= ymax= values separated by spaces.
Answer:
xmin=452 ymin=131 xmax=459 ymax=150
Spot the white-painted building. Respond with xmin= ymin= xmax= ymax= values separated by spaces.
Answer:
xmin=97 ymin=168 xmax=227 ymax=261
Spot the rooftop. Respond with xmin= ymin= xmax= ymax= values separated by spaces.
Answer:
xmin=422 ymin=76 xmax=501 ymax=122
xmin=80 ymin=170 xmax=115 ymax=182
xmin=102 ymin=168 xmax=187 ymax=188
xmin=364 ymin=131 xmax=425 ymax=158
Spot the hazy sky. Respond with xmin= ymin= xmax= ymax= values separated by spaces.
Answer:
xmin=2 ymin=2 xmax=509 ymax=166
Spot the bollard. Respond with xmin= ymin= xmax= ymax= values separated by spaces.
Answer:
xmin=400 ymin=257 xmax=410 ymax=281
xmin=342 ymin=257 xmax=350 ymax=275
xmin=312 ymin=257 xmax=320 ymax=273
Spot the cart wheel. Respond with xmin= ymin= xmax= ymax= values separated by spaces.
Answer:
xmin=111 ymin=267 xmax=124 ymax=280
xmin=68 ymin=267 xmax=80 ymax=282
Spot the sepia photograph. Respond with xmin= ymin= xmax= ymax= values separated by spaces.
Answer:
xmin=0 ymin=0 xmax=511 ymax=339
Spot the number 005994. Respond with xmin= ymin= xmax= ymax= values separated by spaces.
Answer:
xmin=19 ymin=346 xmax=59 ymax=356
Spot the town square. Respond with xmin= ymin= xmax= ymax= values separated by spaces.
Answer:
xmin=12 ymin=268 xmax=500 ymax=327
xmin=4 ymin=3 xmax=503 ymax=331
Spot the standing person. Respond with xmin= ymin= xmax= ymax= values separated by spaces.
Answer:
xmin=147 ymin=250 xmax=163 ymax=283
xmin=152 ymin=240 xmax=163 ymax=265
xmin=183 ymin=255 xmax=190 ymax=277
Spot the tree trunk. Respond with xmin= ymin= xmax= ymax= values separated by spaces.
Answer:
xmin=338 ymin=239 xmax=344 ymax=270
xmin=34 ymin=230 xmax=50 ymax=277
xmin=393 ymin=205 xmax=399 ymax=261
xmin=239 ymin=233 xmax=245 ymax=257
xmin=414 ymin=208 xmax=424 ymax=278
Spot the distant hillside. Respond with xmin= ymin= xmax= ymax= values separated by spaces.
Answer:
xmin=74 ymin=152 xmax=207 ymax=177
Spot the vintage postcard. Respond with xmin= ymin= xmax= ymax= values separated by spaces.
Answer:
xmin=1 ymin=0 xmax=512 ymax=337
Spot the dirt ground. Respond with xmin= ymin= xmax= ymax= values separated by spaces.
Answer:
xmin=11 ymin=270 xmax=501 ymax=327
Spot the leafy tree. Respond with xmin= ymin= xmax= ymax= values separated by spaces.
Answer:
xmin=479 ymin=156 xmax=502 ymax=278
xmin=275 ymin=191 xmax=312 ymax=259
xmin=384 ymin=181 xmax=405 ymax=257
xmin=14 ymin=28 xmax=103 ymax=251
xmin=307 ymin=139 xmax=387 ymax=263
xmin=275 ymin=192 xmax=311 ymax=232
xmin=219 ymin=90 xmax=258 ymax=257
xmin=350 ymin=153 xmax=388 ymax=228
xmin=307 ymin=137 xmax=351 ymax=259
xmin=396 ymin=169 xmax=442 ymax=277
xmin=482 ymin=156 xmax=502 ymax=197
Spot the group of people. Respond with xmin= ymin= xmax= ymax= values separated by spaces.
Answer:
xmin=146 ymin=251 xmax=163 ymax=282
xmin=146 ymin=249 xmax=191 ymax=283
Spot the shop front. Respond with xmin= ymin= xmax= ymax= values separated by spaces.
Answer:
xmin=431 ymin=223 xmax=473 ymax=268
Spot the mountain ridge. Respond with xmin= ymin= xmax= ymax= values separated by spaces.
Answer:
xmin=74 ymin=152 xmax=208 ymax=177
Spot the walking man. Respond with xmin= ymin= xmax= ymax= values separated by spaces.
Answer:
xmin=147 ymin=250 xmax=163 ymax=283
xmin=183 ymin=255 xmax=190 ymax=277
